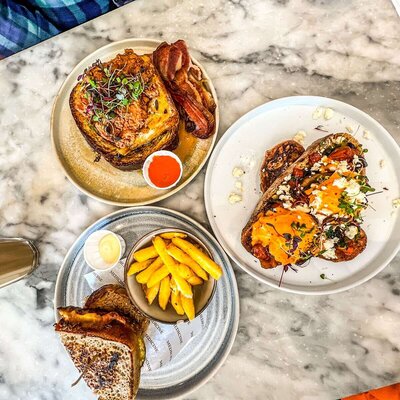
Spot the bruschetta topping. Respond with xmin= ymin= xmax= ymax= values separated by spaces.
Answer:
xmin=251 ymin=207 xmax=317 ymax=265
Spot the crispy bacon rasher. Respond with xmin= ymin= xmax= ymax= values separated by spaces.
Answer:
xmin=153 ymin=40 xmax=216 ymax=139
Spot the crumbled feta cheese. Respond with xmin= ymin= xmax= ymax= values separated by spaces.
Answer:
xmin=311 ymin=162 xmax=322 ymax=172
xmin=333 ymin=177 xmax=347 ymax=189
xmin=312 ymin=107 xmax=323 ymax=120
xmin=315 ymin=214 xmax=326 ymax=224
xmin=235 ymin=181 xmax=243 ymax=191
xmin=323 ymin=239 xmax=336 ymax=251
xmin=310 ymin=195 xmax=322 ymax=210
xmin=344 ymin=180 xmax=361 ymax=197
xmin=321 ymin=156 xmax=329 ymax=164
xmin=323 ymin=248 xmax=337 ymax=259
xmin=232 ymin=167 xmax=244 ymax=177
xmin=320 ymin=208 xmax=333 ymax=216
xmin=393 ymin=198 xmax=400 ymax=209
xmin=337 ymin=161 xmax=349 ymax=173
xmin=324 ymin=108 xmax=334 ymax=120
xmin=293 ymin=130 xmax=307 ymax=145
xmin=345 ymin=126 xmax=354 ymax=133
xmin=283 ymin=174 xmax=292 ymax=182
xmin=279 ymin=184 xmax=290 ymax=193
xmin=379 ymin=159 xmax=385 ymax=168
xmin=363 ymin=130 xmax=370 ymax=139
xmin=228 ymin=193 xmax=242 ymax=204
xmin=345 ymin=225 xmax=358 ymax=239
xmin=294 ymin=204 xmax=311 ymax=213
xmin=321 ymin=186 xmax=327 ymax=191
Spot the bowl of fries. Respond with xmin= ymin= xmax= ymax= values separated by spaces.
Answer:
xmin=124 ymin=228 xmax=223 ymax=323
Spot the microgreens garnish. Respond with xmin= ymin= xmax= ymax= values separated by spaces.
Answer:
xmin=79 ymin=59 xmax=144 ymax=129
xmin=314 ymin=125 xmax=329 ymax=132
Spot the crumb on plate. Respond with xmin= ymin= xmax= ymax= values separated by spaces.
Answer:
xmin=393 ymin=198 xmax=400 ymax=209
xmin=324 ymin=108 xmax=334 ymax=120
xmin=229 ymin=193 xmax=242 ymax=204
xmin=232 ymin=167 xmax=244 ymax=178
xmin=312 ymin=107 xmax=323 ymax=120
xmin=293 ymin=130 xmax=307 ymax=145
xmin=235 ymin=181 xmax=243 ymax=191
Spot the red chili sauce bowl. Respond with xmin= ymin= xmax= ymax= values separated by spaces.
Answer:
xmin=143 ymin=151 xmax=183 ymax=190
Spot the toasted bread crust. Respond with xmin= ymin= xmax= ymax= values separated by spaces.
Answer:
xmin=260 ymin=140 xmax=305 ymax=192
xmin=242 ymin=133 xmax=367 ymax=264
xmin=85 ymin=284 xmax=149 ymax=334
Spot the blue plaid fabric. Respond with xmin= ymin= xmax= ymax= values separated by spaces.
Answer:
xmin=0 ymin=0 xmax=111 ymax=58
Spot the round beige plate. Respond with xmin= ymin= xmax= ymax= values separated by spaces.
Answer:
xmin=51 ymin=38 xmax=219 ymax=206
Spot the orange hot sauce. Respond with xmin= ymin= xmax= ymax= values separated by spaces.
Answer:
xmin=148 ymin=155 xmax=181 ymax=188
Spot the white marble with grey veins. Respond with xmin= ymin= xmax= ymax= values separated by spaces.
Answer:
xmin=0 ymin=0 xmax=400 ymax=399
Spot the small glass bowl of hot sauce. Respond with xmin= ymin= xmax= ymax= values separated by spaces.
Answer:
xmin=143 ymin=150 xmax=183 ymax=190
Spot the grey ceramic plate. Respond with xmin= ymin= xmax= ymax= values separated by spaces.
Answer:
xmin=54 ymin=206 xmax=239 ymax=399
xmin=51 ymin=38 xmax=219 ymax=206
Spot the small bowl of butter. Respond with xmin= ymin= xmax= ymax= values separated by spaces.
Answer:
xmin=84 ymin=230 xmax=125 ymax=271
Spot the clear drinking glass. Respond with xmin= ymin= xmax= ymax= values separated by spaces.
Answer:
xmin=0 ymin=238 xmax=39 ymax=288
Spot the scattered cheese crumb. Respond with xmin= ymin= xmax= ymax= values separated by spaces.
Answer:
xmin=232 ymin=167 xmax=244 ymax=178
xmin=333 ymin=177 xmax=347 ymax=189
xmin=324 ymin=108 xmax=334 ymax=120
xmin=345 ymin=225 xmax=358 ymax=239
xmin=393 ymin=198 xmax=400 ymax=209
xmin=312 ymin=107 xmax=323 ymax=120
xmin=379 ymin=159 xmax=385 ymax=168
xmin=363 ymin=130 xmax=370 ymax=139
xmin=293 ymin=130 xmax=307 ymax=145
xmin=235 ymin=181 xmax=243 ymax=191
xmin=345 ymin=126 xmax=353 ymax=133
xmin=228 ymin=193 xmax=242 ymax=204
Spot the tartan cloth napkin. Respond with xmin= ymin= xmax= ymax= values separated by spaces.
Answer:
xmin=0 ymin=0 xmax=111 ymax=58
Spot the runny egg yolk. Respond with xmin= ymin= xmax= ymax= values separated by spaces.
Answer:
xmin=251 ymin=207 xmax=317 ymax=265
xmin=306 ymin=171 xmax=355 ymax=215
xmin=99 ymin=234 xmax=120 ymax=264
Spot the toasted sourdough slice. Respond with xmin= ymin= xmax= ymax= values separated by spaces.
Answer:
xmin=55 ymin=307 xmax=144 ymax=400
xmin=260 ymin=140 xmax=305 ymax=192
xmin=85 ymin=284 xmax=149 ymax=335
xmin=70 ymin=49 xmax=180 ymax=170
xmin=258 ymin=140 xmax=367 ymax=262
xmin=242 ymin=133 xmax=370 ymax=268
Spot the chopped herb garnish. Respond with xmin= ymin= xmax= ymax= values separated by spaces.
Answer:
xmin=82 ymin=59 xmax=144 ymax=128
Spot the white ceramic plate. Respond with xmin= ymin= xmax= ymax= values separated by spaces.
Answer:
xmin=205 ymin=96 xmax=400 ymax=294
xmin=51 ymin=38 xmax=218 ymax=206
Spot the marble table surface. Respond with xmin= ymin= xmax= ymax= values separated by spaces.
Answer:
xmin=1 ymin=0 xmax=400 ymax=399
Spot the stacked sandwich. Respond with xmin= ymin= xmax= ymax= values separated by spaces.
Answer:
xmin=55 ymin=285 xmax=148 ymax=400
